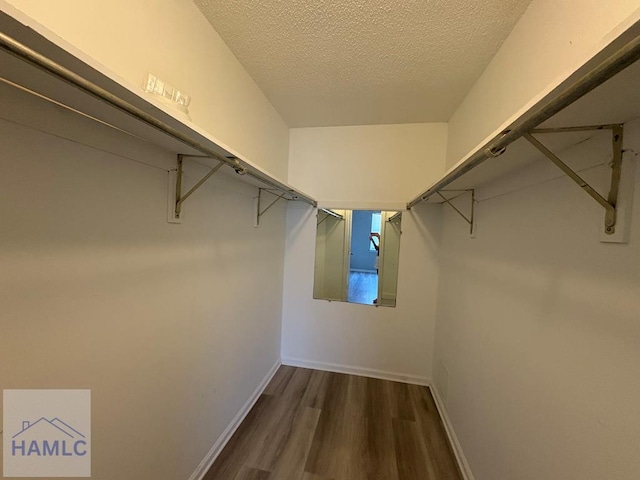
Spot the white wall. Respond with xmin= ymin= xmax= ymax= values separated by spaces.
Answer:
xmin=446 ymin=0 xmax=640 ymax=168
xmin=282 ymin=123 xmax=447 ymax=381
xmin=433 ymin=119 xmax=640 ymax=480
xmin=0 ymin=81 xmax=286 ymax=480
xmin=289 ymin=123 xmax=448 ymax=208
xmin=2 ymin=0 xmax=291 ymax=180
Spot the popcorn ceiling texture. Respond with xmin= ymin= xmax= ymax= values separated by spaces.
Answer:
xmin=194 ymin=0 xmax=532 ymax=127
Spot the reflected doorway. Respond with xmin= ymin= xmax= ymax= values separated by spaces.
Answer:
xmin=347 ymin=210 xmax=380 ymax=304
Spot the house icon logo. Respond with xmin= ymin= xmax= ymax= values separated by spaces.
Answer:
xmin=3 ymin=389 xmax=91 ymax=477
xmin=12 ymin=417 xmax=88 ymax=457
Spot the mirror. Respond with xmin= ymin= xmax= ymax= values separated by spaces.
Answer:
xmin=313 ymin=209 xmax=402 ymax=307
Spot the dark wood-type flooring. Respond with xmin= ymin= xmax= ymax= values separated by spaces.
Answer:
xmin=204 ymin=366 xmax=463 ymax=480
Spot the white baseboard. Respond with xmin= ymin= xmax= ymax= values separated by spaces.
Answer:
xmin=429 ymin=384 xmax=475 ymax=480
xmin=281 ymin=356 xmax=429 ymax=386
xmin=282 ymin=357 xmax=472 ymax=477
xmin=187 ymin=358 xmax=471 ymax=480
xmin=187 ymin=359 xmax=281 ymax=480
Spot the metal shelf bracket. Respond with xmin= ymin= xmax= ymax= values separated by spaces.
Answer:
xmin=255 ymin=188 xmax=286 ymax=227
xmin=437 ymin=189 xmax=476 ymax=235
xmin=407 ymin=33 xmax=640 ymax=210
xmin=173 ymin=154 xmax=225 ymax=220
xmin=0 ymin=30 xmax=318 ymax=213
xmin=317 ymin=208 xmax=344 ymax=226
xmin=388 ymin=211 xmax=403 ymax=223
xmin=524 ymin=124 xmax=623 ymax=235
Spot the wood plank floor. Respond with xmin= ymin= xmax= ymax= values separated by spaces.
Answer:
xmin=204 ymin=366 xmax=463 ymax=480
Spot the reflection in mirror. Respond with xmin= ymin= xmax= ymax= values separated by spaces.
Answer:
xmin=313 ymin=209 xmax=402 ymax=307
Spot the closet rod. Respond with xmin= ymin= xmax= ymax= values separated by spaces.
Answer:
xmin=0 ymin=31 xmax=317 ymax=208
xmin=407 ymin=32 xmax=640 ymax=209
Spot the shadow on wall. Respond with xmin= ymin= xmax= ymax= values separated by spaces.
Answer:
xmin=409 ymin=203 xmax=443 ymax=255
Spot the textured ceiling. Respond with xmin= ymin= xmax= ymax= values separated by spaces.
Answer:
xmin=194 ymin=0 xmax=533 ymax=127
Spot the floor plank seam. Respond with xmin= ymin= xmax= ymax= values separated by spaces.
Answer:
xmin=204 ymin=366 xmax=466 ymax=480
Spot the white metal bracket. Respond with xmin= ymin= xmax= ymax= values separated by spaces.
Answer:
xmin=254 ymin=188 xmax=286 ymax=227
xmin=168 ymin=154 xmax=226 ymax=222
xmin=525 ymin=124 xmax=623 ymax=235
xmin=436 ymin=189 xmax=476 ymax=236
xmin=387 ymin=211 xmax=402 ymax=223
xmin=317 ymin=208 xmax=344 ymax=226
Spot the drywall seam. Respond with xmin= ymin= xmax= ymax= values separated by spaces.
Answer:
xmin=429 ymin=384 xmax=476 ymax=480
xmin=281 ymin=356 xmax=429 ymax=386
xmin=187 ymin=359 xmax=281 ymax=480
